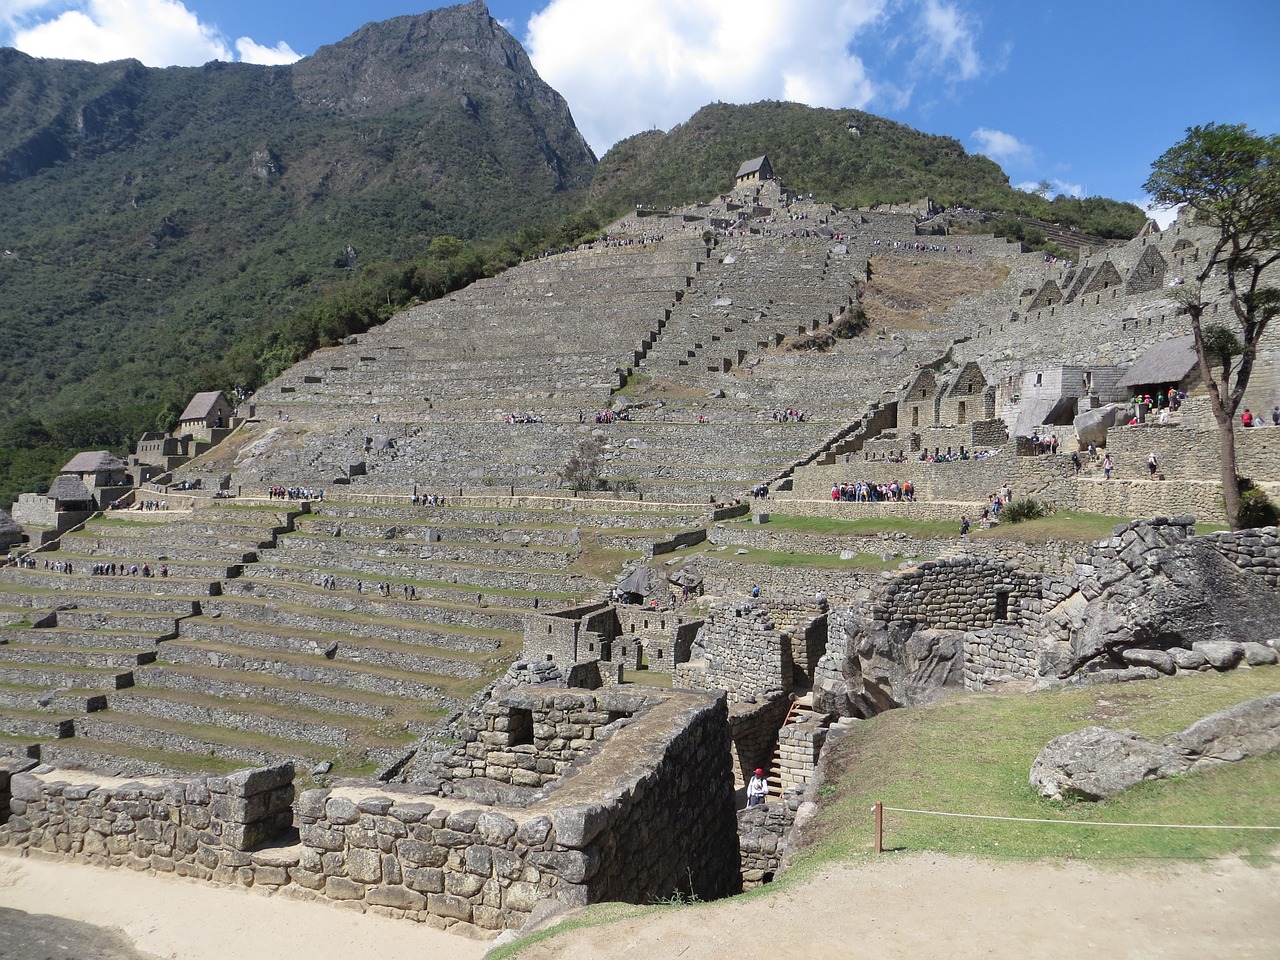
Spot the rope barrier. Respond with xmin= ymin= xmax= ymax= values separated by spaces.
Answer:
xmin=880 ymin=806 xmax=1280 ymax=831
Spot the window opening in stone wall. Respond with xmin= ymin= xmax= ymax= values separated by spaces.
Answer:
xmin=957 ymin=401 xmax=966 ymax=425
xmin=1035 ymin=373 xmax=1043 ymax=386
xmin=508 ymin=707 xmax=534 ymax=746
xmin=994 ymin=591 xmax=1010 ymax=621
xmin=912 ymin=406 xmax=919 ymax=427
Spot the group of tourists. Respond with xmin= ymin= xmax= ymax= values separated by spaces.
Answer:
xmin=919 ymin=448 xmax=997 ymax=463
xmin=134 ymin=499 xmax=169 ymax=511
xmin=410 ymin=492 xmax=445 ymax=506
xmin=503 ymin=412 xmax=544 ymax=424
xmin=769 ymin=408 xmax=806 ymax=422
xmin=585 ymin=408 xmax=630 ymax=424
xmin=266 ymin=486 xmax=323 ymax=501
xmin=1028 ymin=433 xmax=1060 ymax=455
xmin=89 ymin=561 xmax=166 ymax=577
xmin=1240 ymin=407 xmax=1280 ymax=427
xmin=871 ymin=239 xmax=974 ymax=254
xmin=319 ymin=573 xmax=418 ymax=600
xmin=830 ymin=480 xmax=914 ymax=502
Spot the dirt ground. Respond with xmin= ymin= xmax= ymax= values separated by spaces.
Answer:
xmin=2 ymin=849 xmax=1277 ymax=960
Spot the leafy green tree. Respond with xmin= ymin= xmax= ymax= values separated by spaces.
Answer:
xmin=1145 ymin=122 xmax=1280 ymax=529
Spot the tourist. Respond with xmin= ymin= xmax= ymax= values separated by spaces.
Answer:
xmin=1242 ymin=408 xmax=1254 ymax=427
xmin=1071 ymin=451 xmax=1082 ymax=474
xmin=959 ymin=515 xmax=971 ymax=536
xmin=1103 ymin=454 xmax=1114 ymax=480
xmin=1272 ymin=406 xmax=1280 ymax=426
xmin=1147 ymin=453 xmax=1159 ymax=479
xmin=747 ymin=768 xmax=769 ymax=807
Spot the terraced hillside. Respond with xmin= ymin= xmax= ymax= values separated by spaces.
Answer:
xmin=0 ymin=497 xmax=707 ymax=776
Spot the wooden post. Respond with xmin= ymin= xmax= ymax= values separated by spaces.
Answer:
xmin=872 ymin=802 xmax=883 ymax=854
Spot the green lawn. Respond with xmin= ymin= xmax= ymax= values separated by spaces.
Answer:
xmin=798 ymin=668 xmax=1280 ymax=872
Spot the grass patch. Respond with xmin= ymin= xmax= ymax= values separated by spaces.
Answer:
xmin=793 ymin=668 xmax=1280 ymax=874
xmin=759 ymin=510 xmax=1136 ymax=544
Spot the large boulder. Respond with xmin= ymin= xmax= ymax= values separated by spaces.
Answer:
xmin=1073 ymin=402 xmax=1128 ymax=449
xmin=1066 ymin=534 xmax=1280 ymax=674
xmin=1031 ymin=694 xmax=1280 ymax=800
xmin=1029 ymin=726 xmax=1187 ymax=801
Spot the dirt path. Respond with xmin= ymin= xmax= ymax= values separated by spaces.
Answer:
xmin=516 ymin=853 xmax=1280 ymax=960
xmin=2 ymin=851 xmax=1277 ymax=960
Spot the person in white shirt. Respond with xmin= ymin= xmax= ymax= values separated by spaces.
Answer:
xmin=747 ymin=768 xmax=769 ymax=807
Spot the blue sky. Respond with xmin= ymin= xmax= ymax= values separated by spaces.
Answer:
xmin=3 ymin=0 xmax=1278 ymax=222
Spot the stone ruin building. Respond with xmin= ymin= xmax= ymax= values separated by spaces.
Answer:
xmin=2 ymin=154 xmax=1279 ymax=938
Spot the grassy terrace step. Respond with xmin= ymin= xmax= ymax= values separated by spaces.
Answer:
xmin=0 ymin=663 xmax=135 ymax=690
xmin=154 ymin=635 xmax=481 ymax=701
xmin=311 ymin=501 xmax=706 ymax=525
xmin=0 ymin=643 xmax=156 ymax=669
xmin=275 ymin=533 xmax=577 ymax=570
xmin=0 ymin=566 xmax=229 ymax=593
xmin=0 ymin=708 xmax=75 ymax=740
xmin=72 ymin=711 xmax=332 ymax=768
xmin=15 ymin=627 xmax=170 ymax=651
xmin=56 ymin=541 xmax=259 ymax=563
xmin=131 ymin=664 xmax=399 ymax=721
xmin=0 ymin=682 xmax=106 ymax=713
xmin=0 ymin=585 xmax=200 ymax=616
xmin=201 ymin=593 xmax=515 ymax=653
xmin=243 ymin=559 xmax=586 ymax=605
xmin=225 ymin=577 xmax=529 ymax=631
xmin=33 ymin=740 xmax=243 ymax=778
xmin=99 ymin=687 xmax=388 ymax=750
xmin=175 ymin=617 xmax=493 ymax=679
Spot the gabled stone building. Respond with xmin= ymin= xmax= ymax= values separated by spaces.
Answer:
xmin=735 ymin=155 xmax=774 ymax=186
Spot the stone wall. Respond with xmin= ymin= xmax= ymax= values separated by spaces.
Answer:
xmin=678 ymin=602 xmax=792 ymax=702
xmin=0 ymin=760 xmax=294 ymax=873
xmin=871 ymin=557 xmax=1041 ymax=633
xmin=0 ymin=688 xmax=741 ymax=935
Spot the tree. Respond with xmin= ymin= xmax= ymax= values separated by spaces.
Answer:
xmin=1144 ymin=123 xmax=1280 ymax=529
xmin=558 ymin=438 xmax=604 ymax=492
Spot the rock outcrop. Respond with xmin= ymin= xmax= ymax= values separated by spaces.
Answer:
xmin=1030 ymin=693 xmax=1280 ymax=800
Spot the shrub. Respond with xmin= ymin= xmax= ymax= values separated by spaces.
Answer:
xmin=1236 ymin=489 xmax=1280 ymax=529
xmin=1001 ymin=497 xmax=1055 ymax=523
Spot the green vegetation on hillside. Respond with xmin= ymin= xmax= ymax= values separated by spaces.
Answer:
xmin=588 ymin=102 xmax=1147 ymax=240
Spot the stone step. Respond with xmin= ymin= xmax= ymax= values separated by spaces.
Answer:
xmin=173 ymin=618 xmax=487 ymax=680
xmin=0 ymin=682 xmax=106 ymax=713
xmin=0 ymin=643 xmax=156 ymax=670
xmin=153 ymin=636 xmax=461 ymax=703
xmin=0 ymin=567 xmax=227 ymax=594
xmin=71 ymin=712 xmax=327 ymax=768
xmin=199 ymin=594 xmax=510 ymax=654
xmin=49 ymin=608 xmax=186 ymax=635
xmin=15 ymin=627 xmax=163 ymax=651
xmin=241 ymin=544 xmax=593 ymax=595
xmin=223 ymin=577 xmax=528 ymax=633
xmin=0 ymin=709 xmax=75 ymax=740
xmin=0 ymin=663 xmax=135 ymax=691
xmin=99 ymin=687 xmax=372 ymax=751
xmin=130 ymin=665 xmax=395 ymax=721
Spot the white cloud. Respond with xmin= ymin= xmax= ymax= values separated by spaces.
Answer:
xmin=916 ymin=0 xmax=981 ymax=80
xmin=525 ymin=0 xmax=892 ymax=156
xmin=10 ymin=0 xmax=297 ymax=67
xmin=971 ymin=127 xmax=1032 ymax=164
xmin=235 ymin=37 xmax=301 ymax=66
xmin=1138 ymin=198 xmax=1181 ymax=229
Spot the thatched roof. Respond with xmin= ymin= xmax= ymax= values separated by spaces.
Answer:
xmin=180 ymin=390 xmax=229 ymax=421
xmin=61 ymin=450 xmax=126 ymax=474
xmin=1117 ymin=335 xmax=1198 ymax=389
xmin=47 ymin=475 xmax=94 ymax=504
